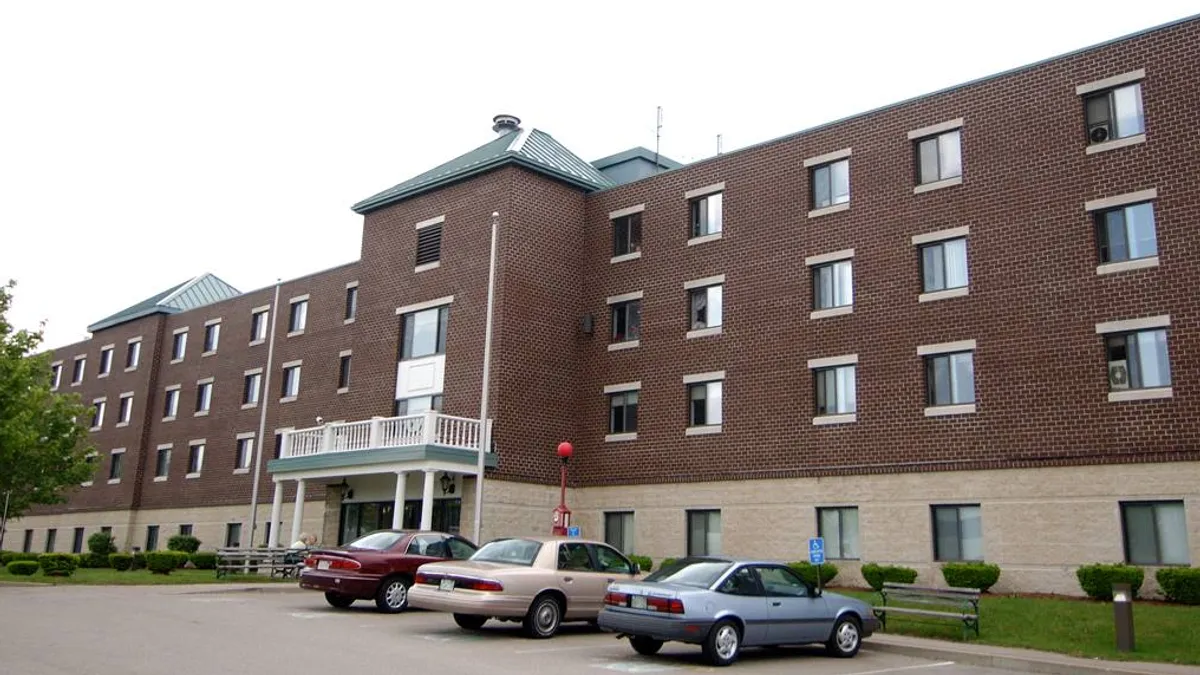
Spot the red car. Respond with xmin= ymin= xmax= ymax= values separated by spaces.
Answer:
xmin=299 ymin=529 xmax=478 ymax=612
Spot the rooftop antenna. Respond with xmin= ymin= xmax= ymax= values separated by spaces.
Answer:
xmin=653 ymin=106 xmax=663 ymax=172
xmin=717 ymin=134 xmax=723 ymax=155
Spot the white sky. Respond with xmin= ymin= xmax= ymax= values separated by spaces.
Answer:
xmin=2 ymin=1 xmax=1195 ymax=351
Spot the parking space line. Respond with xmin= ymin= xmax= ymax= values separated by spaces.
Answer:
xmin=842 ymin=661 xmax=955 ymax=675
xmin=514 ymin=644 xmax=608 ymax=654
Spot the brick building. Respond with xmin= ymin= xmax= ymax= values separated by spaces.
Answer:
xmin=11 ymin=15 xmax=1199 ymax=594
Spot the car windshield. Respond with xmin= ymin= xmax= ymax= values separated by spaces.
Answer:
xmin=470 ymin=538 xmax=542 ymax=566
xmin=643 ymin=559 xmax=733 ymax=588
xmin=346 ymin=531 xmax=404 ymax=551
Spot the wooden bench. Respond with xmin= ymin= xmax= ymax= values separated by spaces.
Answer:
xmin=215 ymin=547 xmax=306 ymax=579
xmin=872 ymin=582 xmax=981 ymax=639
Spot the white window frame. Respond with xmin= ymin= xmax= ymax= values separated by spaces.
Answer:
xmin=281 ymin=361 xmax=302 ymax=402
xmin=288 ymin=295 xmax=309 ymax=336
xmin=808 ymin=354 xmax=857 ymax=425
xmin=202 ymin=318 xmax=221 ymax=356
xmin=125 ymin=337 xmax=142 ymax=371
xmin=90 ymin=397 xmax=107 ymax=431
xmin=604 ymin=381 xmax=641 ymax=443
xmin=98 ymin=344 xmax=114 ymax=377
xmin=250 ymin=305 xmax=270 ymax=346
xmin=50 ymin=360 xmax=63 ymax=390
xmin=116 ymin=392 xmax=134 ymax=427
xmin=1077 ymin=69 xmax=1147 ymax=155
xmin=344 ymin=281 xmax=359 ymax=324
xmin=918 ymin=340 xmax=978 ymax=416
xmin=806 ymin=248 xmax=854 ymax=319
xmin=186 ymin=439 xmax=206 ymax=478
xmin=909 ymin=118 xmax=964 ymax=193
xmin=1096 ymin=315 xmax=1172 ymax=402
xmin=195 ymin=377 xmax=214 ymax=416
xmin=242 ymin=368 xmax=263 ymax=409
xmin=683 ymin=371 xmax=725 ymax=436
xmin=817 ymin=506 xmax=861 ymax=560
xmin=170 ymin=327 xmax=188 ymax=363
xmin=163 ymin=385 xmax=181 ymax=421
xmin=685 ymin=183 xmax=725 ymax=246
xmin=606 ymin=290 xmax=643 ymax=351
xmin=71 ymin=354 xmax=86 ymax=385
xmin=338 ymin=349 xmax=353 ymax=394
xmin=235 ymin=432 xmax=256 ymax=474
xmin=805 ymin=148 xmax=852 ymax=218
xmin=108 ymin=448 xmax=125 ymax=484
xmin=154 ymin=444 xmax=172 ymax=481
xmin=609 ymin=204 xmax=644 ymax=263
xmin=684 ymin=275 xmax=725 ymax=339
xmin=913 ymin=226 xmax=970 ymax=302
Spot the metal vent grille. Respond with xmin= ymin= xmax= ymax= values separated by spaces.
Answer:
xmin=416 ymin=224 xmax=442 ymax=266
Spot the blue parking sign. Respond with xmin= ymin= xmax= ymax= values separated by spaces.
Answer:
xmin=567 ymin=526 xmax=581 ymax=537
xmin=808 ymin=537 xmax=825 ymax=564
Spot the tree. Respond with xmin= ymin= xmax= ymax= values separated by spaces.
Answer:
xmin=0 ymin=280 xmax=94 ymax=550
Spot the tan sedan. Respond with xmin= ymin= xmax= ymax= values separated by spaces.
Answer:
xmin=408 ymin=535 xmax=641 ymax=638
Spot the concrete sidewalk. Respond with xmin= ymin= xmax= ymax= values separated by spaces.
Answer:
xmin=865 ymin=633 xmax=1200 ymax=675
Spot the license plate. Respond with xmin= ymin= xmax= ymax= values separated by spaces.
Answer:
xmin=439 ymin=578 xmax=455 ymax=592
xmin=630 ymin=595 xmax=647 ymax=610
xmin=317 ymin=560 xmax=331 ymax=570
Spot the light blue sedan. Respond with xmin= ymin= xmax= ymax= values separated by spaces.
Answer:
xmin=596 ymin=556 xmax=879 ymax=667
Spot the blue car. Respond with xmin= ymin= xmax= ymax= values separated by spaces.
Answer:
xmin=596 ymin=556 xmax=879 ymax=667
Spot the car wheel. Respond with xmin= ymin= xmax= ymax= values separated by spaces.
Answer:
xmin=630 ymin=636 xmax=664 ymax=656
xmin=702 ymin=619 xmax=741 ymax=667
xmin=826 ymin=615 xmax=862 ymax=658
xmin=324 ymin=591 xmax=354 ymax=609
xmin=375 ymin=576 xmax=411 ymax=613
xmin=453 ymin=613 xmax=487 ymax=630
xmin=522 ymin=593 xmax=562 ymax=639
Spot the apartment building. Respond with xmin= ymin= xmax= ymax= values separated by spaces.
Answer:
xmin=13 ymin=14 xmax=1199 ymax=595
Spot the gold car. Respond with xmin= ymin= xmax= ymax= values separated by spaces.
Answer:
xmin=408 ymin=535 xmax=641 ymax=638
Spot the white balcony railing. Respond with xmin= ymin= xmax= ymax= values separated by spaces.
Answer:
xmin=282 ymin=411 xmax=489 ymax=458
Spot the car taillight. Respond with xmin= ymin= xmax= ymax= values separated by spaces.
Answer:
xmin=304 ymin=557 xmax=317 ymax=568
xmin=603 ymin=591 xmax=628 ymax=606
xmin=415 ymin=572 xmax=434 ymax=585
xmin=646 ymin=596 xmax=685 ymax=614
xmin=322 ymin=558 xmax=360 ymax=571
xmin=456 ymin=578 xmax=503 ymax=592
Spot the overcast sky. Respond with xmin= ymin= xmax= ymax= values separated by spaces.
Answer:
xmin=2 ymin=1 xmax=1195 ymax=351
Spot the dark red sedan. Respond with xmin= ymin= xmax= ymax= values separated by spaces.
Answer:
xmin=299 ymin=529 xmax=477 ymax=612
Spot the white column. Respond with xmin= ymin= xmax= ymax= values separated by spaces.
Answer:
xmin=267 ymin=481 xmax=284 ymax=547
xmin=392 ymin=471 xmax=407 ymax=529
xmin=290 ymin=479 xmax=306 ymax=545
xmin=422 ymin=410 xmax=438 ymax=445
xmin=420 ymin=470 xmax=435 ymax=531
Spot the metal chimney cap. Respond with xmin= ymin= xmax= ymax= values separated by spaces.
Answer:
xmin=492 ymin=114 xmax=521 ymax=136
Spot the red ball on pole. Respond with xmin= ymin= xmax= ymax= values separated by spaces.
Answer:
xmin=556 ymin=441 xmax=574 ymax=459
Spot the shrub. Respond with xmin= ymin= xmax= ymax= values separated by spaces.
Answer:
xmin=941 ymin=562 xmax=1002 ymax=592
xmin=861 ymin=563 xmax=919 ymax=591
xmin=88 ymin=532 xmax=118 ymax=558
xmin=145 ymin=551 xmax=179 ymax=575
xmin=0 ymin=551 xmax=15 ymax=565
xmin=1156 ymin=567 xmax=1200 ymax=605
xmin=78 ymin=552 xmax=112 ymax=569
xmin=7 ymin=560 xmax=38 ymax=576
xmin=131 ymin=552 xmax=146 ymax=570
xmin=628 ymin=555 xmax=652 ymax=573
xmin=109 ymin=553 xmax=134 ymax=571
xmin=660 ymin=557 xmax=677 ymax=569
xmin=190 ymin=551 xmax=218 ymax=570
xmin=38 ymin=553 xmax=79 ymax=577
xmin=172 ymin=551 xmax=191 ymax=568
xmin=2 ymin=552 xmax=39 ymax=566
xmin=1076 ymin=563 xmax=1144 ymax=600
xmin=787 ymin=561 xmax=839 ymax=586
xmin=167 ymin=535 xmax=201 ymax=554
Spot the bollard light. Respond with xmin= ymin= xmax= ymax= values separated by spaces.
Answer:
xmin=1112 ymin=582 xmax=1135 ymax=652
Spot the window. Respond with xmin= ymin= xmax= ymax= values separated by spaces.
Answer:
xmin=932 ymin=505 xmax=983 ymax=561
xmin=610 ymin=300 xmax=641 ymax=343
xmin=243 ymin=371 xmax=261 ymax=405
xmin=250 ymin=308 xmax=268 ymax=342
xmin=51 ymin=362 xmax=62 ymax=389
xmin=915 ymin=130 xmax=962 ymax=185
xmin=100 ymin=526 xmax=111 ymax=535
xmin=273 ymin=432 xmax=284 ymax=459
xmin=118 ymin=394 xmax=133 ymax=425
xmin=688 ymin=381 xmax=723 ymax=428
xmin=171 ymin=330 xmax=187 ymax=361
xmin=288 ymin=298 xmax=308 ymax=333
xmin=394 ymin=395 xmax=443 ymax=416
xmin=813 ymin=259 xmax=853 ymax=311
xmin=605 ymin=512 xmax=635 ymax=554
xmin=45 ymin=528 xmax=57 ymax=553
xmin=755 ymin=565 xmax=812 ymax=597
xmin=1121 ymin=501 xmax=1189 ymax=566
xmin=72 ymin=357 xmax=85 ymax=384
xmin=179 ymin=524 xmax=193 ymax=536
xmin=811 ymin=159 xmax=849 ymax=209
xmin=91 ymin=399 xmax=106 ymax=429
xmin=690 ymin=192 xmax=723 ymax=238
xmin=225 ymin=523 xmax=242 ymax=548
xmin=814 ymin=365 xmax=856 ymax=417
xmin=281 ymin=364 xmax=301 ymax=399
xmin=558 ymin=542 xmax=595 ymax=571
xmin=236 ymin=436 xmax=254 ymax=470
xmin=22 ymin=529 xmax=33 ymax=553
xmin=688 ymin=283 xmax=723 ymax=331
xmin=416 ymin=221 xmax=443 ymax=267
xmin=163 ymin=387 xmax=180 ymax=419
xmin=203 ymin=322 xmax=220 ymax=353
xmin=345 ymin=284 xmax=358 ymax=321
xmin=1096 ymin=202 xmax=1157 ymax=264
xmin=718 ymin=566 xmax=762 ymax=596
xmin=98 ymin=347 xmax=113 ymax=376
xmin=608 ymin=391 xmax=638 ymax=434
xmin=187 ymin=442 xmax=205 ymax=476
xmin=818 ymin=507 xmax=860 ymax=560
xmin=1084 ymin=82 xmax=1144 ymax=145
xmin=687 ymin=509 xmax=722 ymax=556
xmin=1106 ymin=330 xmax=1171 ymax=391
xmin=926 ymin=351 xmax=976 ymax=406
xmin=155 ymin=446 xmax=171 ymax=479
xmin=195 ymin=380 xmax=213 ymax=414
xmin=338 ymin=353 xmax=352 ymax=390
xmin=612 ymin=211 xmax=642 ymax=257
xmin=109 ymin=451 xmax=124 ymax=481
xmin=400 ymin=306 xmax=449 ymax=360
xmin=72 ymin=527 xmax=85 ymax=554
xmin=126 ymin=339 xmax=141 ymax=369
xmin=592 ymin=544 xmax=633 ymax=574
xmin=145 ymin=525 xmax=159 ymax=552
xmin=920 ymin=238 xmax=969 ymax=293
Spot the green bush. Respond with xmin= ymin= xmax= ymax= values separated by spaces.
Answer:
xmin=0 ymin=550 xmax=15 ymax=565
xmin=131 ymin=552 xmax=146 ymax=570
xmin=174 ymin=550 xmax=191 ymax=568
xmin=2 ymin=552 xmax=39 ymax=566
xmin=1156 ymin=567 xmax=1200 ymax=605
xmin=861 ymin=563 xmax=919 ymax=591
xmin=628 ymin=555 xmax=652 ymax=573
xmin=941 ymin=562 xmax=1002 ymax=592
xmin=167 ymin=535 xmax=201 ymax=554
xmin=109 ymin=553 xmax=134 ymax=571
xmin=78 ymin=552 xmax=112 ymax=568
xmin=7 ymin=560 xmax=39 ymax=575
xmin=88 ymin=532 xmax=118 ymax=558
xmin=190 ymin=551 xmax=218 ymax=570
xmin=787 ymin=561 xmax=840 ymax=586
xmin=660 ymin=557 xmax=677 ymax=569
xmin=144 ymin=551 xmax=178 ymax=575
xmin=38 ymin=553 xmax=79 ymax=577
xmin=1076 ymin=563 xmax=1144 ymax=600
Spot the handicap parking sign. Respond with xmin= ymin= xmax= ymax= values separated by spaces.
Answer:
xmin=808 ymin=537 xmax=825 ymax=564
xmin=567 ymin=526 xmax=581 ymax=537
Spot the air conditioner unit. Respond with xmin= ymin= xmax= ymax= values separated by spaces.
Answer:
xmin=1089 ymin=123 xmax=1111 ymax=144
xmin=580 ymin=314 xmax=594 ymax=334
xmin=1108 ymin=360 xmax=1130 ymax=390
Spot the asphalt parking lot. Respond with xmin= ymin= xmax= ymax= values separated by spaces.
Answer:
xmin=0 ymin=584 xmax=1031 ymax=675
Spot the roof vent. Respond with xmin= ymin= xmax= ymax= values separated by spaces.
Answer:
xmin=492 ymin=114 xmax=521 ymax=136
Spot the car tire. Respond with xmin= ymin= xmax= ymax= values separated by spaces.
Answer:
xmin=374 ymin=576 xmax=411 ymax=613
xmin=522 ymin=593 xmax=562 ymax=639
xmin=630 ymin=636 xmax=664 ymax=656
xmin=324 ymin=591 xmax=355 ymax=609
xmin=702 ymin=619 xmax=741 ymax=667
xmin=454 ymin=613 xmax=488 ymax=630
xmin=825 ymin=615 xmax=862 ymax=658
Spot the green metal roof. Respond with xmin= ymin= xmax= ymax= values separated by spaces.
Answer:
xmin=87 ymin=273 xmax=241 ymax=333
xmin=591 ymin=146 xmax=683 ymax=171
xmin=351 ymin=128 xmax=615 ymax=214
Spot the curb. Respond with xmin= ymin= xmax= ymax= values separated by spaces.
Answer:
xmin=865 ymin=639 xmax=1183 ymax=675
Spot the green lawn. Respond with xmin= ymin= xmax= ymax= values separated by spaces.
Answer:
xmin=0 ymin=566 xmax=289 ymax=586
xmin=832 ymin=588 xmax=1200 ymax=666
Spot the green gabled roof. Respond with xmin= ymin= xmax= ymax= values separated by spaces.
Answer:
xmin=591 ymin=146 xmax=683 ymax=172
xmin=87 ymin=273 xmax=241 ymax=333
xmin=351 ymin=128 xmax=615 ymax=214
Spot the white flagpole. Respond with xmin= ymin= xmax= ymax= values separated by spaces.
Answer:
xmin=473 ymin=212 xmax=499 ymax=545
xmin=247 ymin=279 xmax=282 ymax=547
